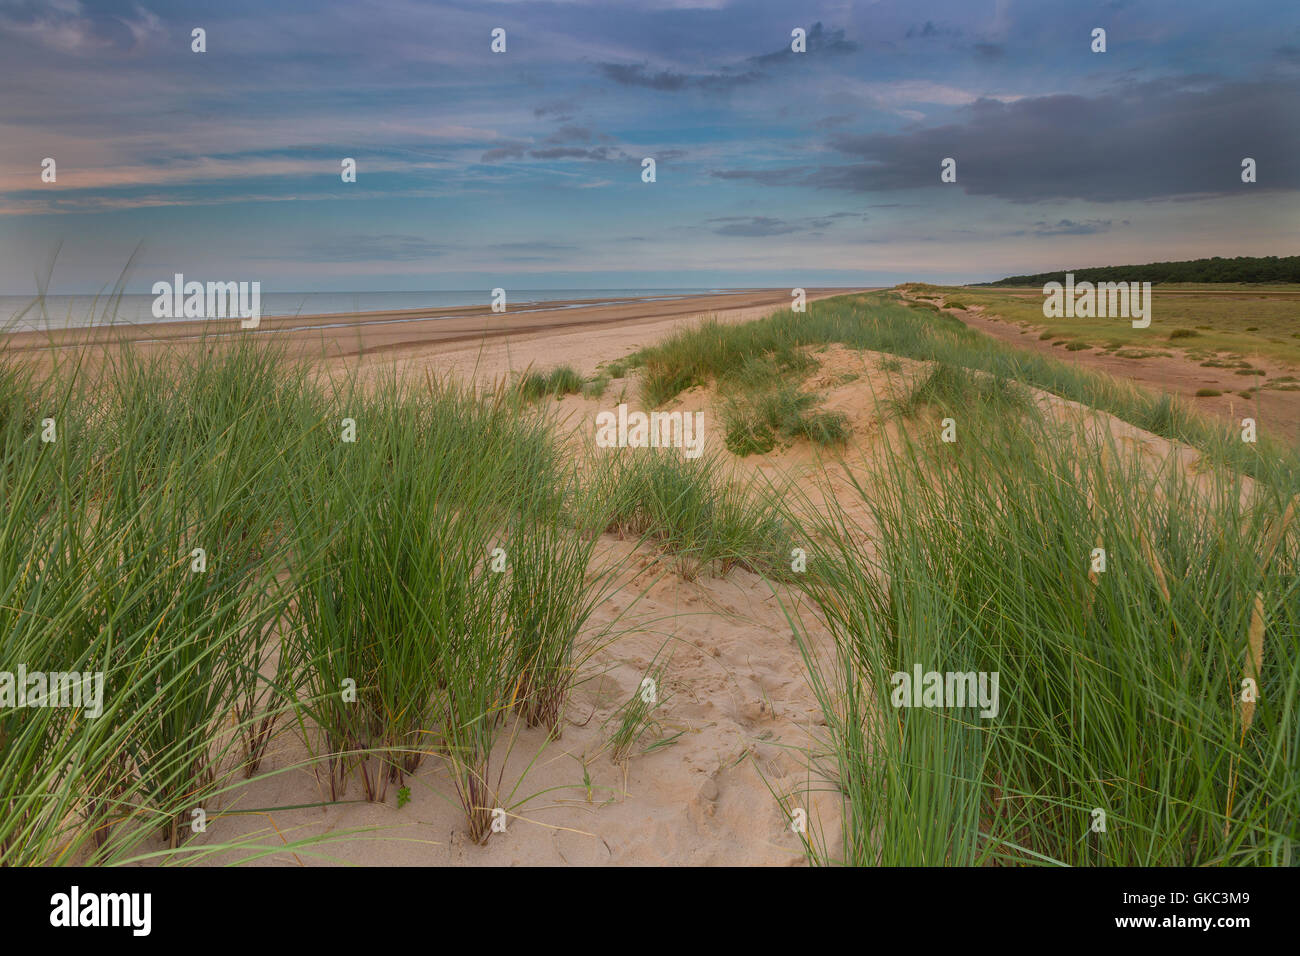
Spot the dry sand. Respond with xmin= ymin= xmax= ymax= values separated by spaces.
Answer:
xmin=157 ymin=289 xmax=1249 ymax=867
xmin=7 ymin=289 xmax=861 ymax=372
xmin=162 ymin=289 xmax=865 ymax=866
xmin=19 ymin=286 xmax=1243 ymax=867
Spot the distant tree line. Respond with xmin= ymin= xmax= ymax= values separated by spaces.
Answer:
xmin=978 ymin=256 xmax=1300 ymax=286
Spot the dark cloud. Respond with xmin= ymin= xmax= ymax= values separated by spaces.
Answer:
xmin=974 ymin=42 xmax=1004 ymax=59
xmin=481 ymin=143 xmax=527 ymax=162
xmin=813 ymin=114 xmax=854 ymax=129
xmin=711 ymin=167 xmax=808 ymax=186
xmin=808 ymin=212 xmax=866 ymax=228
xmin=490 ymin=138 xmax=682 ymax=165
xmin=906 ymin=21 xmax=961 ymax=40
xmin=707 ymin=216 xmax=800 ymax=236
xmin=529 ymin=146 xmax=616 ymax=160
xmin=750 ymin=22 xmax=858 ymax=65
xmin=600 ymin=21 xmax=855 ymax=95
xmin=1034 ymin=219 xmax=1113 ymax=236
xmin=1003 ymin=219 xmax=1117 ymax=237
xmin=533 ymin=100 xmax=578 ymax=118
xmin=598 ymin=62 xmax=688 ymax=90
xmin=544 ymin=125 xmax=595 ymax=144
xmin=1276 ymin=45 xmax=1300 ymax=64
xmin=705 ymin=212 xmax=864 ymax=237
xmin=597 ymin=61 xmax=762 ymax=92
xmin=716 ymin=78 xmax=1300 ymax=202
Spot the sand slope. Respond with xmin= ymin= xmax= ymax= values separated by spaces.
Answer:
xmin=150 ymin=295 xmax=1255 ymax=867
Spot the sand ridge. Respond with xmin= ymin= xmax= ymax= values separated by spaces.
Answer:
xmin=98 ymin=291 xmax=1249 ymax=866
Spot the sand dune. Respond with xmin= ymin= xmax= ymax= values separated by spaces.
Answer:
xmin=168 ymin=298 xmax=1254 ymax=867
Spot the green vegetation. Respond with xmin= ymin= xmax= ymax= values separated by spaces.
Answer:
xmin=1114 ymin=348 xmax=1172 ymax=359
xmin=4 ymin=287 xmax=1295 ymax=869
xmin=792 ymin=398 xmax=1298 ymax=865
xmin=890 ymin=363 xmax=1029 ymax=420
xmin=982 ymin=255 xmax=1300 ymax=286
xmin=721 ymin=383 xmax=849 ymax=456
xmin=516 ymin=365 xmax=583 ymax=401
xmin=615 ymin=291 xmax=1297 ymax=469
xmin=908 ymin=285 xmax=1300 ymax=368
xmin=606 ymin=654 xmax=675 ymax=762
xmin=0 ymin=336 xmax=611 ymax=859
xmin=585 ymin=450 xmax=793 ymax=580
xmin=582 ymin=373 xmax=611 ymax=399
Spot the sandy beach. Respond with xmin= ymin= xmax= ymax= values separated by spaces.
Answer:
xmin=125 ymin=289 xmax=1259 ymax=867
xmin=5 ymin=285 xmax=1295 ymax=872
xmin=6 ymin=289 xmax=868 ymax=373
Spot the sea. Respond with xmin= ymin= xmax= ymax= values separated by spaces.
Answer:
xmin=0 ymin=288 xmax=741 ymax=334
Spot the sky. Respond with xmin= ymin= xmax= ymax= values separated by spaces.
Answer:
xmin=0 ymin=0 xmax=1297 ymax=294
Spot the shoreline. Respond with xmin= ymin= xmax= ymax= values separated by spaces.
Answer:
xmin=3 ymin=287 xmax=873 ymax=369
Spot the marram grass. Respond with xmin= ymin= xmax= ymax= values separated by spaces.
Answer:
xmin=790 ymin=386 xmax=1298 ymax=866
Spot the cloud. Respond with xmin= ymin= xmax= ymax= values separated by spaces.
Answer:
xmin=0 ymin=153 xmax=446 ymax=194
xmin=598 ymin=62 xmax=688 ymax=90
xmin=906 ymin=21 xmax=961 ymax=40
xmin=973 ymin=43 xmax=1004 ymax=59
xmin=707 ymin=216 xmax=800 ymax=236
xmin=597 ymin=61 xmax=762 ymax=92
xmin=543 ymin=125 xmax=595 ymax=144
xmin=717 ymin=78 xmax=1300 ymax=202
xmin=813 ymin=114 xmax=853 ymax=129
xmin=1033 ymin=219 xmax=1113 ymax=236
xmin=710 ymin=167 xmax=808 ymax=186
xmin=705 ymin=211 xmax=864 ymax=237
xmin=488 ymin=241 xmax=580 ymax=253
xmin=845 ymin=79 xmax=1024 ymax=108
xmin=529 ymin=146 xmax=621 ymax=160
xmin=597 ymin=22 xmax=853 ymax=94
xmin=533 ymin=100 xmax=578 ymax=119
xmin=750 ymin=22 xmax=857 ymax=65
xmin=0 ymin=0 xmax=164 ymax=54
xmin=481 ymin=144 xmax=528 ymax=161
xmin=1002 ymin=219 xmax=1117 ymax=237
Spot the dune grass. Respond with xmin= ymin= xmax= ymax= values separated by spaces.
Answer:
xmin=791 ymin=393 xmax=1298 ymax=866
xmin=720 ymin=383 xmax=849 ymax=456
xmin=1 ymin=338 xmax=309 ymax=861
xmin=4 ymin=286 xmax=1295 ymax=868
xmin=616 ymin=292 xmax=1297 ymax=480
xmin=516 ymin=365 xmax=583 ymax=401
xmin=889 ymin=362 xmax=1031 ymax=421
xmin=585 ymin=449 xmax=795 ymax=580
xmin=0 ymin=334 xmax=613 ymax=859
